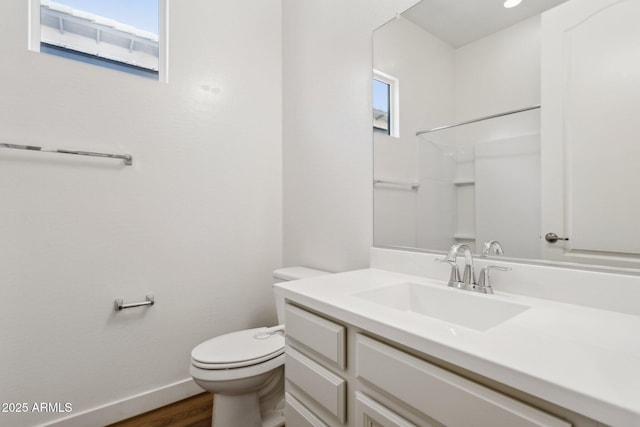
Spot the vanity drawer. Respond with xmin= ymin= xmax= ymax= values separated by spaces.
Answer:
xmin=286 ymin=345 xmax=346 ymax=423
xmin=285 ymin=392 xmax=329 ymax=427
xmin=285 ymin=303 xmax=346 ymax=369
xmin=356 ymin=334 xmax=571 ymax=427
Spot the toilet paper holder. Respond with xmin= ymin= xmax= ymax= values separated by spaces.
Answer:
xmin=114 ymin=295 xmax=155 ymax=311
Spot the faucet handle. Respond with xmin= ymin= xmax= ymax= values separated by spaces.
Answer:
xmin=435 ymin=258 xmax=463 ymax=289
xmin=473 ymin=265 xmax=511 ymax=294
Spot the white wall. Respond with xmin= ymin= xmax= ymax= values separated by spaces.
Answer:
xmin=455 ymin=16 xmax=541 ymax=120
xmin=0 ymin=1 xmax=282 ymax=426
xmin=282 ymin=0 xmax=420 ymax=272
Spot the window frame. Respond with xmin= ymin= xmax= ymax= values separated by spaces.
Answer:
xmin=28 ymin=0 xmax=169 ymax=82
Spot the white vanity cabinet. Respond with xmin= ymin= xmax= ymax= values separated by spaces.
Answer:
xmin=284 ymin=303 xmax=347 ymax=425
xmin=283 ymin=301 xmax=613 ymax=427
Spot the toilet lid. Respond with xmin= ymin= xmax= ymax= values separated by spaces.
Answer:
xmin=191 ymin=327 xmax=285 ymax=369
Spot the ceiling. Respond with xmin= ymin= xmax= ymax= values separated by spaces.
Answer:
xmin=402 ymin=0 xmax=570 ymax=47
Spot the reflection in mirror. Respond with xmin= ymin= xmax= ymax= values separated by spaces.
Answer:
xmin=373 ymin=0 xmax=640 ymax=270
xmin=413 ymin=107 xmax=542 ymax=260
xmin=373 ymin=78 xmax=391 ymax=135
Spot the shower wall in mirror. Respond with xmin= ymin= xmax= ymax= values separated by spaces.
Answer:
xmin=373 ymin=0 xmax=640 ymax=269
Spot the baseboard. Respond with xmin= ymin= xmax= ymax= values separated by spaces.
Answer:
xmin=37 ymin=378 xmax=204 ymax=427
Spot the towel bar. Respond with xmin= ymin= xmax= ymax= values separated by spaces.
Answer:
xmin=114 ymin=295 xmax=154 ymax=311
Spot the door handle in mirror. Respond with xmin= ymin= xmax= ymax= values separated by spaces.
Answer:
xmin=545 ymin=232 xmax=569 ymax=243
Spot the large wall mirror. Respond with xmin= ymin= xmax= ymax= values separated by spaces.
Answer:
xmin=373 ymin=0 xmax=640 ymax=270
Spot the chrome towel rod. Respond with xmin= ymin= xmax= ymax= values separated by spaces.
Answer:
xmin=114 ymin=295 xmax=154 ymax=311
xmin=416 ymin=105 xmax=541 ymax=136
xmin=1 ymin=143 xmax=133 ymax=166
xmin=374 ymin=180 xmax=420 ymax=190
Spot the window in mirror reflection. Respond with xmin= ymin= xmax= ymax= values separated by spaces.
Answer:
xmin=373 ymin=70 xmax=399 ymax=137
xmin=373 ymin=79 xmax=390 ymax=134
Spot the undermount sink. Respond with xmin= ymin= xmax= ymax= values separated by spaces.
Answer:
xmin=354 ymin=282 xmax=530 ymax=331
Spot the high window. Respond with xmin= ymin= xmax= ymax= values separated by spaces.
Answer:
xmin=31 ymin=0 xmax=166 ymax=80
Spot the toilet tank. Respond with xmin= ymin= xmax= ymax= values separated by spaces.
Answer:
xmin=273 ymin=267 xmax=330 ymax=323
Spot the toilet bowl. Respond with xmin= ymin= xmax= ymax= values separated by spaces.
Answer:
xmin=190 ymin=327 xmax=286 ymax=427
xmin=190 ymin=267 xmax=330 ymax=427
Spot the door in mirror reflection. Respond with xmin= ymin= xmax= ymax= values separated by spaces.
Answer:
xmin=541 ymin=0 xmax=640 ymax=268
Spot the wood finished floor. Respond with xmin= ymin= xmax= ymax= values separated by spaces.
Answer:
xmin=106 ymin=392 xmax=213 ymax=427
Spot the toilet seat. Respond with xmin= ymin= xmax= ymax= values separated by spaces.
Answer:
xmin=190 ymin=353 xmax=285 ymax=383
xmin=191 ymin=327 xmax=285 ymax=370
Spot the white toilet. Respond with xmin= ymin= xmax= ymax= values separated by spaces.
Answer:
xmin=190 ymin=267 xmax=330 ymax=427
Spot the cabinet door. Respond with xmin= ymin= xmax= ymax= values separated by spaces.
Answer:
xmin=541 ymin=0 xmax=640 ymax=267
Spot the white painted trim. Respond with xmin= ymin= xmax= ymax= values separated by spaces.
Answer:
xmin=28 ymin=0 xmax=41 ymax=52
xmin=159 ymin=0 xmax=169 ymax=83
xmin=37 ymin=378 xmax=204 ymax=427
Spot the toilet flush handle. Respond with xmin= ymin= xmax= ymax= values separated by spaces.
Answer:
xmin=254 ymin=325 xmax=285 ymax=339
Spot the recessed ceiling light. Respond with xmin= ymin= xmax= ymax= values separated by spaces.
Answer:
xmin=504 ymin=0 xmax=523 ymax=8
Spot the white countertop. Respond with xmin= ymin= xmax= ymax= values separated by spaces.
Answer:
xmin=274 ymin=268 xmax=640 ymax=427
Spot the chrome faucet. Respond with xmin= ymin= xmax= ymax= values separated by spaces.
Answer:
xmin=439 ymin=243 xmax=510 ymax=294
xmin=445 ymin=244 xmax=475 ymax=288
xmin=481 ymin=240 xmax=504 ymax=257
